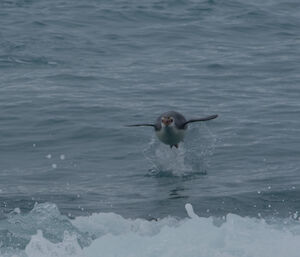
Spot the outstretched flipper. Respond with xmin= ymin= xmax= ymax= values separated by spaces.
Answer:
xmin=126 ymin=124 xmax=155 ymax=127
xmin=182 ymin=114 xmax=218 ymax=127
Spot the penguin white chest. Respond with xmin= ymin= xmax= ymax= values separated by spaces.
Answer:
xmin=155 ymin=126 xmax=185 ymax=146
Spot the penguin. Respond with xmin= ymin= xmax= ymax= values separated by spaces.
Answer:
xmin=127 ymin=111 xmax=218 ymax=148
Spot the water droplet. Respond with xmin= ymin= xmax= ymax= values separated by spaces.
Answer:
xmin=293 ymin=212 xmax=298 ymax=219
xmin=13 ymin=208 xmax=21 ymax=214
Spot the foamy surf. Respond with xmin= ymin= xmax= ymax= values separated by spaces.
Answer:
xmin=2 ymin=202 xmax=300 ymax=257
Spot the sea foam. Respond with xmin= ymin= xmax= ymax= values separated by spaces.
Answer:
xmin=16 ymin=203 xmax=300 ymax=257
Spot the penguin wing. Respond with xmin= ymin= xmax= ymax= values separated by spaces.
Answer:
xmin=126 ymin=123 xmax=156 ymax=127
xmin=181 ymin=114 xmax=218 ymax=127
xmin=127 ymin=120 xmax=161 ymax=131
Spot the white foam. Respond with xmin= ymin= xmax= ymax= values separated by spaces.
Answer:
xmin=80 ymin=210 xmax=300 ymax=257
xmin=14 ymin=204 xmax=300 ymax=257
xmin=71 ymin=211 xmax=179 ymax=238
xmin=25 ymin=230 xmax=84 ymax=257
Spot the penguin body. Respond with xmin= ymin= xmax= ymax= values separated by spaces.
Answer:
xmin=127 ymin=111 xmax=217 ymax=148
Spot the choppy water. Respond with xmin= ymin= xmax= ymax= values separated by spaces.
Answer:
xmin=1 ymin=0 xmax=300 ymax=256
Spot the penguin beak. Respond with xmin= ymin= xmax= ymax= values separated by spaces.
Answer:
xmin=162 ymin=118 xmax=171 ymax=126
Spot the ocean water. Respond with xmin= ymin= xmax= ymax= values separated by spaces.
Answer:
xmin=1 ymin=0 xmax=300 ymax=256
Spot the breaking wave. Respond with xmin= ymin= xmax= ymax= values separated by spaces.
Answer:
xmin=1 ymin=202 xmax=300 ymax=257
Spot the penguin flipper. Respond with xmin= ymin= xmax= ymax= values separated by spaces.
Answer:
xmin=126 ymin=124 xmax=155 ymax=127
xmin=182 ymin=114 xmax=218 ymax=127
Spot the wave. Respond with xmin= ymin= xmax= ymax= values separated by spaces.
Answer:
xmin=1 ymin=202 xmax=300 ymax=257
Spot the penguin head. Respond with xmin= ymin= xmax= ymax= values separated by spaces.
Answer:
xmin=161 ymin=116 xmax=174 ymax=127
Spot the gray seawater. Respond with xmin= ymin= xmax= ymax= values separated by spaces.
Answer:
xmin=1 ymin=0 xmax=300 ymax=255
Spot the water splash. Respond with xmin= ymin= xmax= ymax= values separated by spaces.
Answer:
xmin=143 ymin=124 xmax=217 ymax=176
xmin=185 ymin=203 xmax=198 ymax=219
xmin=2 ymin=203 xmax=300 ymax=257
xmin=25 ymin=230 xmax=84 ymax=257
xmin=0 ymin=202 xmax=90 ymax=251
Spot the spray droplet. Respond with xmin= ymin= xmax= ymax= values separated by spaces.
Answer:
xmin=185 ymin=203 xmax=198 ymax=219
xmin=293 ymin=211 xmax=298 ymax=219
xmin=13 ymin=208 xmax=21 ymax=214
